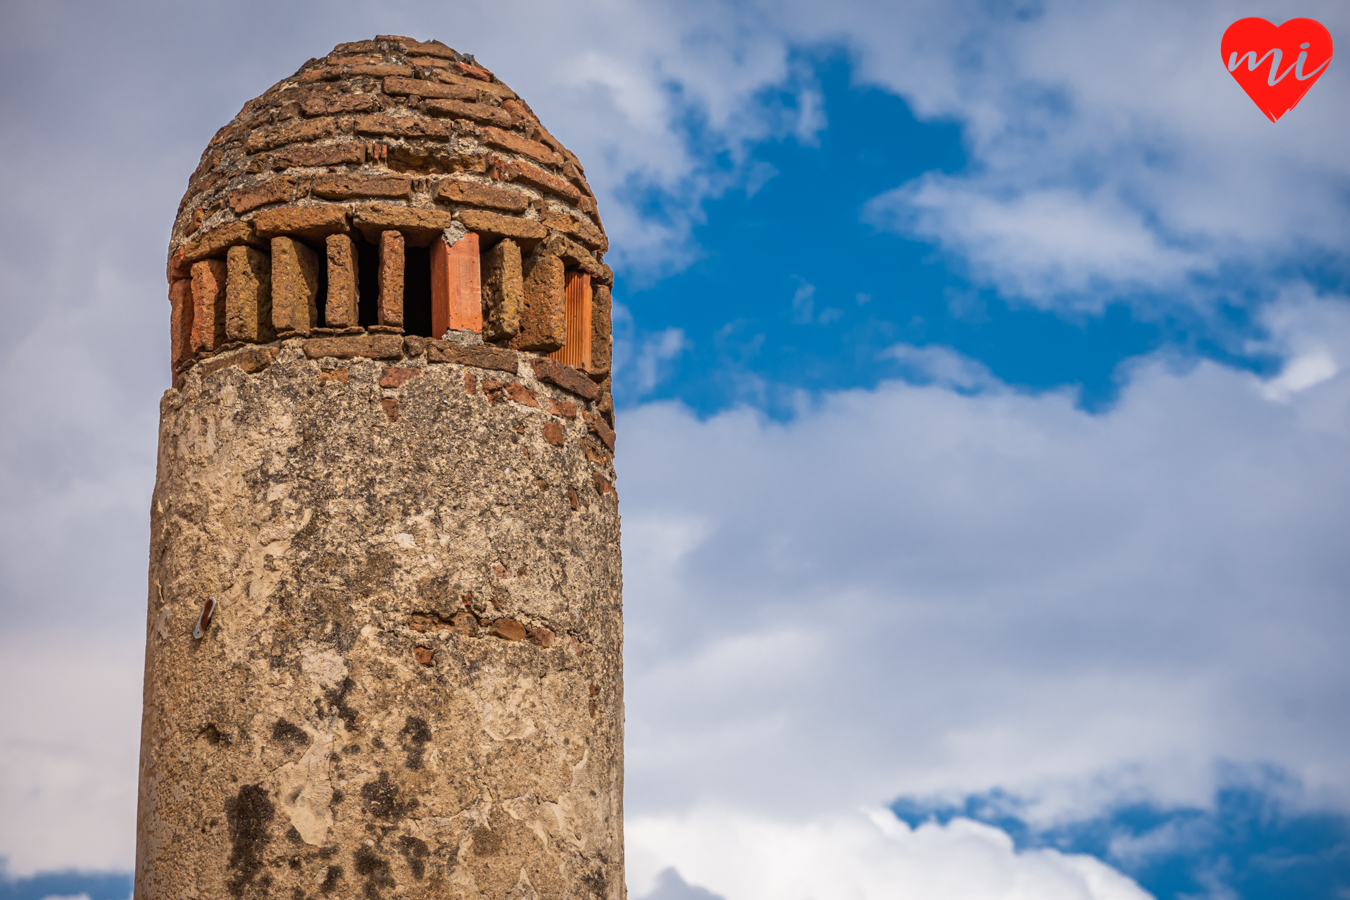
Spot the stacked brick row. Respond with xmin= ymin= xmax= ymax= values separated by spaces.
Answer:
xmin=166 ymin=34 xmax=613 ymax=421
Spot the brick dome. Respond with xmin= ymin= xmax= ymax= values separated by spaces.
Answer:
xmin=164 ymin=34 xmax=613 ymax=427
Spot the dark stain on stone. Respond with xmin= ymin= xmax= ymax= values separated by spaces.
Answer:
xmin=320 ymin=864 xmax=342 ymax=894
xmin=354 ymin=846 xmax=394 ymax=900
xmin=360 ymin=771 xmax=418 ymax=821
xmin=397 ymin=834 xmax=429 ymax=880
xmin=272 ymin=718 xmax=311 ymax=751
xmin=291 ymin=887 xmax=305 ymax=900
xmin=225 ymin=784 xmax=275 ymax=898
xmin=317 ymin=676 xmax=359 ymax=730
xmin=583 ymin=867 xmax=607 ymax=898
xmin=285 ymin=825 xmax=305 ymax=845
xmin=471 ymin=827 xmax=502 ymax=856
xmin=199 ymin=723 xmax=229 ymax=745
xmin=330 ymin=788 xmax=344 ymax=807
xmin=398 ymin=716 xmax=432 ymax=770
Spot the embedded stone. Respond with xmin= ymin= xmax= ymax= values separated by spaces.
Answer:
xmin=509 ymin=254 xmax=564 ymax=352
xmin=225 ymin=245 xmax=274 ymax=343
xmin=270 ymin=237 xmax=319 ymax=335
xmin=482 ymin=238 xmax=523 ymax=342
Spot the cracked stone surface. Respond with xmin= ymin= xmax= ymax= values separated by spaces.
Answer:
xmin=136 ymin=347 xmax=622 ymax=900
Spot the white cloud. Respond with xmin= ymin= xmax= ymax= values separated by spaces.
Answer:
xmin=628 ymin=808 xmax=1153 ymax=900
xmin=620 ymin=291 xmax=1350 ymax=826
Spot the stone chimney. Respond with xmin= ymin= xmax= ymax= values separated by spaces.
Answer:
xmin=137 ymin=36 xmax=622 ymax=900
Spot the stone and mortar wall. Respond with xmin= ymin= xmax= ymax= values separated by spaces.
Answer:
xmin=139 ymin=36 xmax=622 ymax=900
xmin=165 ymin=34 xmax=614 ymax=417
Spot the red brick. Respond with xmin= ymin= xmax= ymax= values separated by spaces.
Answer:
xmin=410 ymin=56 xmax=452 ymax=70
xmin=325 ymin=234 xmax=359 ymax=328
xmin=303 ymin=334 xmax=404 ymax=359
xmin=550 ymin=398 xmax=578 ymax=419
xmin=506 ymin=383 xmax=538 ymax=407
xmin=425 ymin=341 xmax=519 ymax=373
xmin=534 ymin=357 xmax=599 ymax=401
xmin=489 ymin=618 xmax=526 ymax=641
xmin=252 ymin=205 xmax=349 ymax=240
xmin=542 ymin=421 xmax=564 ymax=446
xmin=431 ymin=233 xmax=481 ymax=337
xmin=170 ymin=278 xmax=194 ymax=368
xmin=480 ymin=126 xmax=562 ymax=167
xmin=379 ymin=230 xmax=404 ymax=328
xmin=413 ymin=646 xmax=433 ymax=666
xmin=270 ymin=237 xmax=319 ymax=335
xmin=382 ymin=76 xmax=478 ymax=101
xmin=229 ymin=177 xmax=298 ymax=214
xmin=226 ymin=245 xmax=274 ymax=343
xmin=301 ymin=91 xmax=380 ymax=116
xmin=509 ymin=255 xmax=565 ymax=352
xmin=243 ymin=117 xmax=336 ymax=152
xmin=312 ymin=173 xmax=412 ymax=200
xmin=591 ymin=471 xmax=613 ymax=495
xmin=457 ymin=209 xmax=547 ymax=244
xmin=453 ymin=61 xmax=494 ymax=81
xmin=190 ymin=260 xmax=227 ymax=354
xmin=380 ymin=366 xmax=421 ymax=388
xmin=465 ymin=371 xmax=478 ymax=393
xmin=199 ymin=345 xmax=280 ymax=377
xmin=585 ymin=410 xmax=616 ymax=451
xmin=403 ymin=40 xmax=458 ymax=60
xmin=350 ymin=64 xmax=413 ymax=78
xmin=381 ymin=397 xmax=400 ymax=421
xmin=352 ymin=205 xmax=456 ymax=246
xmin=435 ymin=179 xmax=529 ymax=212
xmin=181 ymin=221 xmax=261 ymax=266
xmin=318 ymin=368 xmax=349 ymax=384
xmin=424 ymin=99 xmax=513 ymax=128
xmin=542 ymin=210 xmax=608 ymax=253
xmin=500 ymin=158 xmax=582 ymax=205
xmin=549 ymin=271 xmax=592 ymax=371
xmin=353 ymin=114 xmax=452 ymax=140
xmin=567 ymin=488 xmax=579 ymax=510
xmin=268 ymin=143 xmax=366 ymax=169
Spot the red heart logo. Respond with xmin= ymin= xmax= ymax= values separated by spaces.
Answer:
xmin=1222 ymin=18 xmax=1334 ymax=121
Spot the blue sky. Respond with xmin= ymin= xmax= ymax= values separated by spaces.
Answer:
xmin=1 ymin=2 xmax=1349 ymax=899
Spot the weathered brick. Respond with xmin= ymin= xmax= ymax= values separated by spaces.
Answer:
xmin=430 ymin=70 xmax=516 ymax=100
xmin=349 ymin=64 xmax=413 ymax=78
xmin=302 ymin=334 xmax=404 ymax=360
xmin=325 ymin=234 xmax=359 ymax=328
xmin=352 ymin=205 xmax=456 ymax=246
xmin=539 ymin=233 xmax=604 ymax=279
xmin=542 ymin=210 xmax=608 ymax=253
xmin=226 ymin=245 xmax=274 ymax=343
xmin=506 ymin=383 xmax=538 ymax=407
xmin=585 ymin=410 xmax=616 ymax=451
xmin=229 ymin=177 xmax=298 ymax=214
xmin=598 ymin=390 xmax=614 ymax=427
xmin=413 ymin=646 xmax=433 ymax=666
xmin=353 ymin=114 xmax=452 ymax=140
xmin=453 ymin=61 xmax=494 ymax=82
xmin=542 ymin=421 xmax=564 ymax=446
xmin=434 ymin=179 xmax=529 ymax=212
xmin=482 ymin=238 xmax=523 ymax=343
xmin=550 ymin=398 xmax=578 ymax=419
xmin=404 ymin=40 xmax=458 ymax=60
xmin=170 ymin=278 xmax=194 ymax=368
xmin=591 ymin=470 xmax=614 ymax=495
xmin=313 ymin=174 xmax=412 ymax=200
xmin=190 ymin=259 xmax=227 ymax=353
xmin=200 ymin=345 xmax=280 ymax=377
xmin=509 ymin=255 xmax=565 ymax=352
xmin=424 ymin=99 xmax=513 ymax=128
xmin=379 ymin=366 xmax=421 ymax=388
xmin=590 ymin=283 xmax=612 ymax=375
xmin=271 ymin=237 xmax=320 ymax=335
xmin=409 ymin=56 xmax=452 ymax=70
xmin=500 ymin=159 xmax=582 ymax=205
xmin=244 ymin=117 xmax=336 ymax=152
xmin=457 ymin=209 xmax=547 ymax=244
xmin=382 ymin=76 xmax=478 ymax=101
xmin=489 ymin=618 xmax=526 ymax=641
xmin=534 ymin=357 xmax=600 ymax=401
xmin=268 ymin=143 xmax=365 ymax=169
xmin=382 ymin=397 xmax=400 ymax=421
xmin=379 ymin=230 xmax=404 ymax=328
xmin=431 ymin=233 xmax=482 ymax=337
xmin=181 ymin=221 xmax=261 ymax=266
xmin=424 ymin=341 xmax=519 ymax=373
xmin=302 ymin=92 xmax=380 ymax=116
xmin=479 ymin=126 xmax=562 ymax=167
xmin=253 ymin=205 xmax=350 ymax=240
xmin=331 ymin=40 xmax=383 ymax=56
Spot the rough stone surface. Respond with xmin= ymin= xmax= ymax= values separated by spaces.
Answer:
xmin=226 ymin=246 xmax=274 ymax=344
xmin=590 ymin=284 xmax=613 ymax=376
xmin=379 ymin=230 xmax=405 ymax=328
xmin=510 ymin=255 xmax=565 ymax=352
xmin=325 ymin=234 xmax=359 ymax=329
xmin=482 ymin=239 xmax=524 ymax=343
xmin=190 ymin=259 xmax=227 ymax=353
xmin=140 ymin=352 xmax=622 ymax=900
xmin=271 ymin=237 xmax=319 ymax=335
